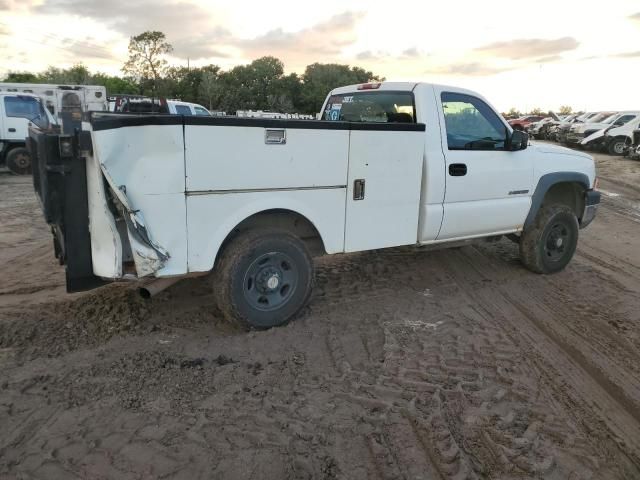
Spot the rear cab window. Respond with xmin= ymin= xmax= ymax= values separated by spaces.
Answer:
xmin=323 ymin=91 xmax=416 ymax=123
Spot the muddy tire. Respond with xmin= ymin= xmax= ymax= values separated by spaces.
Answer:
xmin=608 ymin=137 xmax=627 ymax=156
xmin=519 ymin=204 xmax=579 ymax=274
xmin=212 ymin=229 xmax=314 ymax=330
xmin=6 ymin=147 xmax=31 ymax=175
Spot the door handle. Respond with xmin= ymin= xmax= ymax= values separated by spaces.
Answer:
xmin=8 ymin=128 xmax=16 ymax=132
xmin=449 ymin=163 xmax=467 ymax=176
xmin=353 ymin=179 xmax=365 ymax=200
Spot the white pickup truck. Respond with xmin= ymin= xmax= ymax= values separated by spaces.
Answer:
xmin=29 ymin=82 xmax=600 ymax=328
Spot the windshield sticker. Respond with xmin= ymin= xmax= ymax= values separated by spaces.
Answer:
xmin=327 ymin=102 xmax=342 ymax=121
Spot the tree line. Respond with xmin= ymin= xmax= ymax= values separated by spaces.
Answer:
xmin=2 ymin=31 xmax=381 ymax=115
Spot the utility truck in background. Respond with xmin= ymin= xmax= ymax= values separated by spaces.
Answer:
xmin=1 ymin=93 xmax=57 ymax=174
xmin=0 ymin=83 xmax=106 ymax=174
xmin=28 ymin=82 xmax=600 ymax=329
xmin=0 ymin=83 xmax=107 ymax=119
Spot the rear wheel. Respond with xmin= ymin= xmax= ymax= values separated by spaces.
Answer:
xmin=519 ymin=204 xmax=579 ymax=274
xmin=608 ymin=137 xmax=627 ymax=156
xmin=6 ymin=147 xmax=31 ymax=175
xmin=212 ymin=229 xmax=314 ymax=329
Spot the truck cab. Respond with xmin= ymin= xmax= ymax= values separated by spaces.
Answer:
xmin=1 ymin=93 xmax=56 ymax=174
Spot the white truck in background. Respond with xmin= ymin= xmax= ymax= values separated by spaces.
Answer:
xmin=29 ymin=82 xmax=600 ymax=329
xmin=0 ymin=83 xmax=107 ymax=118
xmin=0 ymin=83 xmax=106 ymax=174
xmin=1 ymin=93 xmax=57 ymax=174
xmin=581 ymin=113 xmax=640 ymax=155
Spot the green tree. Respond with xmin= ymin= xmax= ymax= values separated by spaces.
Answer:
xmin=506 ymin=107 xmax=521 ymax=118
xmin=3 ymin=72 xmax=39 ymax=83
xmin=198 ymin=67 xmax=223 ymax=110
xmin=558 ymin=105 xmax=573 ymax=115
xmin=66 ymin=64 xmax=91 ymax=84
xmin=122 ymin=31 xmax=173 ymax=96
xmin=530 ymin=107 xmax=543 ymax=115
xmin=299 ymin=63 xmax=382 ymax=114
xmin=91 ymin=73 xmax=139 ymax=95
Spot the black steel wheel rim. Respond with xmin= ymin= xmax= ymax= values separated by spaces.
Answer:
xmin=15 ymin=153 xmax=29 ymax=169
xmin=243 ymin=251 xmax=299 ymax=311
xmin=544 ymin=222 xmax=571 ymax=262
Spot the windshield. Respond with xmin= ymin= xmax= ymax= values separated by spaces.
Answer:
xmin=3 ymin=95 xmax=50 ymax=129
xmin=600 ymin=114 xmax=620 ymax=124
xmin=323 ymin=91 xmax=415 ymax=123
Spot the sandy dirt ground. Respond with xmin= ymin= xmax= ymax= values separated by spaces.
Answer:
xmin=1 ymin=146 xmax=640 ymax=479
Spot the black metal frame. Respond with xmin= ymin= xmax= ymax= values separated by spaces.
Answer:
xmin=29 ymin=126 xmax=107 ymax=292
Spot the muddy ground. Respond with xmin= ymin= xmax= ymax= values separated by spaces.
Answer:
xmin=1 ymin=146 xmax=640 ymax=479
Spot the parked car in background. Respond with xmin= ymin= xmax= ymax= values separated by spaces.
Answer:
xmin=578 ymin=112 xmax=640 ymax=152
xmin=556 ymin=112 xmax=601 ymax=143
xmin=508 ymin=115 xmax=546 ymax=131
xmin=624 ymin=127 xmax=640 ymax=159
xmin=582 ymin=115 xmax=640 ymax=155
xmin=566 ymin=111 xmax=618 ymax=145
xmin=108 ymin=96 xmax=212 ymax=116
xmin=0 ymin=93 xmax=57 ymax=174
xmin=166 ymin=100 xmax=211 ymax=116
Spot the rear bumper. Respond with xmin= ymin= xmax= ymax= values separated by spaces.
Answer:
xmin=580 ymin=189 xmax=600 ymax=229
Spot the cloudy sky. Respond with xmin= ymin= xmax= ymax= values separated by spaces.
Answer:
xmin=1 ymin=0 xmax=639 ymax=111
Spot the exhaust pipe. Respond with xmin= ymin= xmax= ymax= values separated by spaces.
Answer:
xmin=138 ymin=277 xmax=181 ymax=299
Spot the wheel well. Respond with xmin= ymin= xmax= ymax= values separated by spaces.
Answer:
xmin=542 ymin=182 xmax=585 ymax=220
xmin=216 ymin=209 xmax=326 ymax=264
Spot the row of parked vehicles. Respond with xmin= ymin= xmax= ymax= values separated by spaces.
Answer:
xmin=519 ymin=110 xmax=640 ymax=159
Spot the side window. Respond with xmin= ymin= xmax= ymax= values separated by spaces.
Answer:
xmin=174 ymin=105 xmax=192 ymax=115
xmin=616 ymin=115 xmax=636 ymax=125
xmin=323 ymin=91 xmax=415 ymax=123
xmin=441 ymin=92 xmax=507 ymax=150
xmin=4 ymin=96 xmax=49 ymax=129
xmin=194 ymin=106 xmax=210 ymax=116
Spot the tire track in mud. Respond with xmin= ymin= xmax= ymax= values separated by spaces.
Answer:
xmin=444 ymin=245 xmax=640 ymax=476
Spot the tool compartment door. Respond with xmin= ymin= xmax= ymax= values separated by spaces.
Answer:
xmin=344 ymin=125 xmax=425 ymax=252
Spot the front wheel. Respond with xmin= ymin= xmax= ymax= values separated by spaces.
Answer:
xmin=519 ymin=204 xmax=579 ymax=274
xmin=6 ymin=147 xmax=31 ymax=175
xmin=608 ymin=137 xmax=627 ymax=156
xmin=212 ymin=229 xmax=314 ymax=329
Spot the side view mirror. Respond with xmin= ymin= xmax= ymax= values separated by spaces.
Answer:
xmin=508 ymin=129 xmax=529 ymax=151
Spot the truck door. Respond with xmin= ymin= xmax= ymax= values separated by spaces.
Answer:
xmin=1 ymin=95 xmax=33 ymax=141
xmin=325 ymin=90 xmax=425 ymax=252
xmin=434 ymin=89 xmax=533 ymax=240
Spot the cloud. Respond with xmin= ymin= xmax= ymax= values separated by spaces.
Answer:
xmin=613 ymin=50 xmax=640 ymax=58
xmin=535 ymin=55 xmax=563 ymax=63
xmin=34 ymin=2 xmax=364 ymax=63
xmin=428 ymin=62 xmax=515 ymax=76
xmin=475 ymin=37 xmax=579 ymax=59
xmin=36 ymin=0 xmax=218 ymax=60
xmin=630 ymin=12 xmax=640 ymax=21
xmin=402 ymin=47 xmax=421 ymax=58
xmin=234 ymin=11 xmax=365 ymax=63
xmin=61 ymin=38 xmax=119 ymax=61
